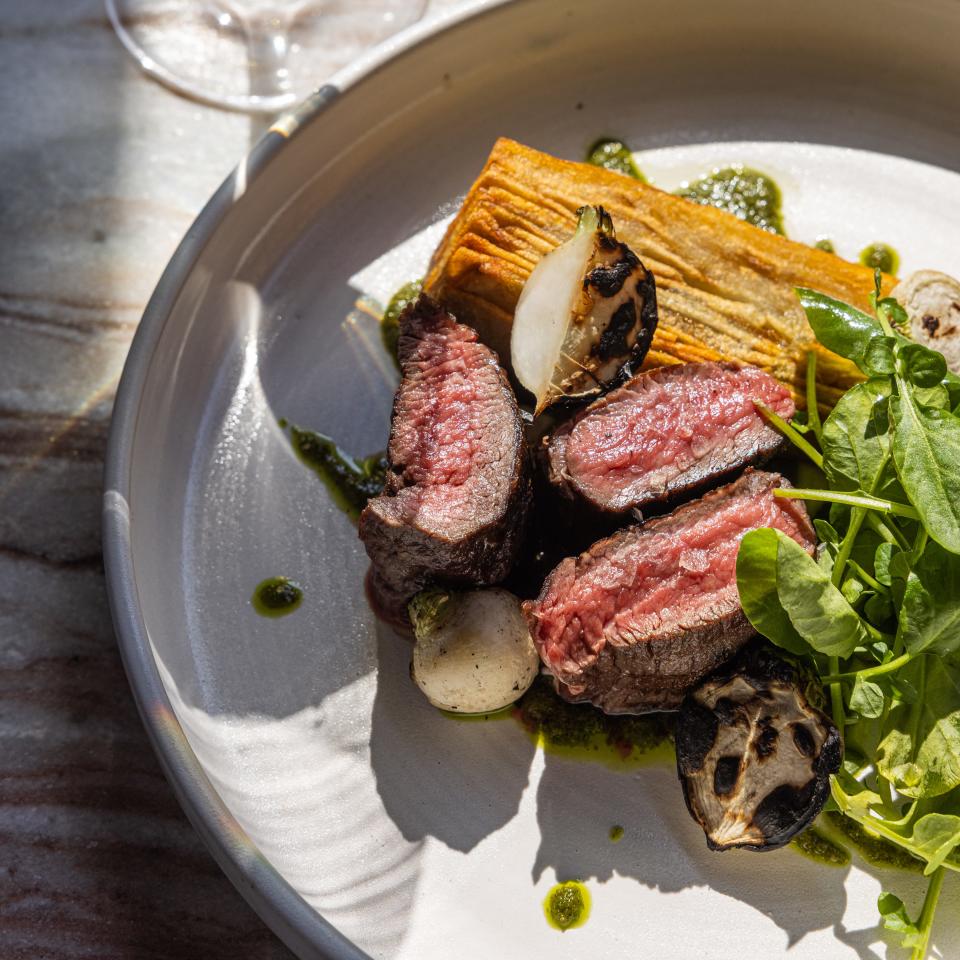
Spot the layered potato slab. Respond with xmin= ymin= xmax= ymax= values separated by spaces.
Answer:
xmin=425 ymin=138 xmax=894 ymax=408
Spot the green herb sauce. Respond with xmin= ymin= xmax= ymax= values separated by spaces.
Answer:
xmin=825 ymin=812 xmax=923 ymax=873
xmin=285 ymin=423 xmax=387 ymax=522
xmin=859 ymin=242 xmax=899 ymax=275
xmin=608 ymin=825 xmax=625 ymax=843
xmin=251 ymin=577 xmax=303 ymax=617
xmin=515 ymin=675 xmax=672 ymax=767
xmin=790 ymin=825 xmax=850 ymax=867
xmin=381 ymin=280 xmax=423 ymax=368
xmin=675 ymin=166 xmax=785 ymax=235
xmin=814 ymin=238 xmax=836 ymax=254
xmin=544 ymin=881 xmax=591 ymax=931
xmin=585 ymin=138 xmax=646 ymax=181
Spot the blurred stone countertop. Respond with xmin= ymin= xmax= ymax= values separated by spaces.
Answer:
xmin=0 ymin=1 xmax=462 ymax=956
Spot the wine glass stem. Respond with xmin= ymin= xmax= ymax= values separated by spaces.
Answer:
xmin=241 ymin=13 xmax=295 ymax=103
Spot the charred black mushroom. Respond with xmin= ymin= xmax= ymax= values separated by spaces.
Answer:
xmin=675 ymin=641 xmax=841 ymax=851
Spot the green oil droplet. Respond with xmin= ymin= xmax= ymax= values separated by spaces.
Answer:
xmin=790 ymin=825 xmax=850 ymax=867
xmin=675 ymin=166 xmax=785 ymax=235
xmin=252 ymin=577 xmax=303 ymax=618
xmin=585 ymin=138 xmax=645 ymax=181
xmin=859 ymin=242 xmax=899 ymax=275
xmin=514 ymin=676 xmax=672 ymax=768
xmin=284 ymin=424 xmax=387 ymax=522
xmin=544 ymin=881 xmax=591 ymax=931
xmin=381 ymin=279 xmax=423 ymax=367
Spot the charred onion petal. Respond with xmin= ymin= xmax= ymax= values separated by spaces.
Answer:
xmin=511 ymin=205 xmax=657 ymax=414
xmin=675 ymin=642 xmax=841 ymax=851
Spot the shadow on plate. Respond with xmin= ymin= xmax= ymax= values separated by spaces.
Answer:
xmin=531 ymin=748 xmax=865 ymax=953
xmin=368 ymin=620 xmax=537 ymax=853
xmin=367 ymin=613 xmax=959 ymax=960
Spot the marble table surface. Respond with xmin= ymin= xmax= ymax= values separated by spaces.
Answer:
xmin=0 ymin=1 xmax=463 ymax=955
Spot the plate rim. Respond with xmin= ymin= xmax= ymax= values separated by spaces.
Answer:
xmin=101 ymin=2 xmax=512 ymax=957
xmin=101 ymin=2 xmax=960 ymax=956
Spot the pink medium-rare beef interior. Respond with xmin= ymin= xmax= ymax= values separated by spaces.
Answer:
xmin=377 ymin=296 xmax=522 ymax=539
xmin=548 ymin=362 xmax=795 ymax=513
xmin=359 ymin=294 xmax=529 ymax=624
xmin=528 ymin=469 xmax=813 ymax=690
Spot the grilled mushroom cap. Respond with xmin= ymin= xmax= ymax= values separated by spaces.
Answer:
xmin=675 ymin=641 xmax=841 ymax=851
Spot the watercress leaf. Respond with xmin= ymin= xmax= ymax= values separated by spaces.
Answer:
xmin=794 ymin=461 xmax=828 ymax=505
xmin=900 ymin=341 xmax=948 ymax=388
xmin=909 ymin=813 xmax=960 ymax=874
xmin=945 ymin=371 xmax=960 ymax=412
xmin=877 ymin=892 xmax=921 ymax=948
xmin=875 ymin=542 xmax=897 ymax=586
xmin=822 ymin=379 xmax=891 ymax=493
xmin=848 ymin=526 xmax=884 ymax=577
xmin=771 ymin=529 xmax=871 ymax=657
xmin=828 ymin=501 xmax=850 ymax=533
xmin=797 ymin=288 xmax=883 ymax=370
xmin=890 ymin=395 xmax=960 ymax=554
xmin=888 ymin=549 xmax=913 ymax=608
xmin=870 ymin=639 xmax=891 ymax=662
xmin=878 ymin=656 xmax=960 ymax=798
xmin=864 ymin=592 xmax=894 ymax=628
xmin=913 ymin=383 xmax=950 ymax=409
xmin=736 ymin=529 xmax=810 ymax=655
xmin=889 ymin=674 xmax=919 ymax=705
xmin=878 ymin=296 xmax=910 ymax=331
xmin=897 ymin=541 xmax=960 ymax=656
xmin=850 ymin=676 xmax=886 ymax=719
xmin=842 ymin=576 xmax=865 ymax=605
xmin=831 ymin=767 xmax=884 ymax=819
xmin=814 ymin=519 xmax=840 ymax=544
xmin=863 ymin=336 xmax=897 ymax=376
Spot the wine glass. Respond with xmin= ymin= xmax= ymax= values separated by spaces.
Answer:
xmin=105 ymin=0 xmax=429 ymax=114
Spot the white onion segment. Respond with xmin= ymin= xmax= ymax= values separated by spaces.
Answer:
xmin=409 ymin=588 xmax=540 ymax=714
xmin=511 ymin=205 xmax=658 ymax=414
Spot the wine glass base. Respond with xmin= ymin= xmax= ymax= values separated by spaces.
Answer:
xmin=105 ymin=0 xmax=428 ymax=115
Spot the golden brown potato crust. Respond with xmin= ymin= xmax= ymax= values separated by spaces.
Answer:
xmin=425 ymin=138 xmax=895 ymax=408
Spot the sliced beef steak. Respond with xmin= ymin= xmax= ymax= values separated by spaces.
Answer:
xmin=523 ymin=469 xmax=814 ymax=714
xmin=359 ymin=294 xmax=530 ymax=624
xmin=547 ymin=361 xmax=794 ymax=515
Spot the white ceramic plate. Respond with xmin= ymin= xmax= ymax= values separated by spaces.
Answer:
xmin=104 ymin=1 xmax=960 ymax=957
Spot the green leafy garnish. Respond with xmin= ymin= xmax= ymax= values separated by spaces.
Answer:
xmin=889 ymin=394 xmax=960 ymax=553
xmin=739 ymin=528 xmax=868 ymax=658
xmin=737 ymin=278 xmax=960 ymax=960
